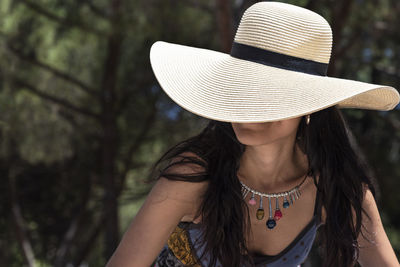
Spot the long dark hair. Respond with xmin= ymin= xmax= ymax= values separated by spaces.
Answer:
xmin=146 ymin=105 xmax=377 ymax=267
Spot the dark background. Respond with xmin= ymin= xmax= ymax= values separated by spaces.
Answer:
xmin=0 ymin=0 xmax=399 ymax=266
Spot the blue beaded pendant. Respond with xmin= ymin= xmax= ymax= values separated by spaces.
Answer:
xmin=266 ymin=219 xmax=276 ymax=229
xmin=266 ymin=196 xmax=276 ymax=230
xmin=283 ymin=195 xmax=290 ymax=208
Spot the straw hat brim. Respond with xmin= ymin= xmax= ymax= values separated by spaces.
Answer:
xmin=150 ymin=41 xmax=400 ymax=123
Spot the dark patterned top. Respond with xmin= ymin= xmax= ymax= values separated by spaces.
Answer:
xmin=153 ymin=190 xmax=323 ymax=267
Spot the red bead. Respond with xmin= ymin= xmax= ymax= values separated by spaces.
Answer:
xmin=274 ymin=209 xmax=282 ymax=220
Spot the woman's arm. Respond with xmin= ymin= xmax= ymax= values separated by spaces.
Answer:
xmin=357 ymin=187 xmax=400 ymax=267
xmin=105 ymin=161 xmax=208 ymax=267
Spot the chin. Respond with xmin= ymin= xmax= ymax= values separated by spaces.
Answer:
xmin=236 ymin=135 xmax=279 ymax=146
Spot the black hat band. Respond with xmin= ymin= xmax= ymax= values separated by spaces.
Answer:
xmin=230 ymin=41 xmax=328 ymax=76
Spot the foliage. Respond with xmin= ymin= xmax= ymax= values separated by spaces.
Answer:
xmin=0 ymin=0 xmax=399 ymax=265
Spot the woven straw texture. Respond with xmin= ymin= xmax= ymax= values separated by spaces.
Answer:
xmin=149 ymin=2 xmax=400 ymax=123
xmin=234 ymin=2 xmax=332 ymax=63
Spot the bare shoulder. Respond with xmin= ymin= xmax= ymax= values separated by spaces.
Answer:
xmin=153 ymin=151 xmax=209 ymax=206
xmin=165 ymin=151 xmax=208 ymax=177
xmin=105 ymin=152 xmax=209 ymax=267
xmin=318 ymin=183 xmax=375 ymax=226
xmin=315 ymin=179 xmax=399 ymax=266
xmin=356 ymin=185 xmax=400 ymax=266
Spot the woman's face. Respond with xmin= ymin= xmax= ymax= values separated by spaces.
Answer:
xmin=231 ymin=117 xmax=302 ymax=146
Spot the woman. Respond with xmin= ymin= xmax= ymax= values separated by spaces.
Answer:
xmin=106 ymin=2 xmax=400 ymax=267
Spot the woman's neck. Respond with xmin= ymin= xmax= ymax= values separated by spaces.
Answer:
xmin=237 ymin=141 xmax=309 ymax=192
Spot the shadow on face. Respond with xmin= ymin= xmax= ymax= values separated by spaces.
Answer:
xmin=231 ymin=117 xmax=302 ymax=146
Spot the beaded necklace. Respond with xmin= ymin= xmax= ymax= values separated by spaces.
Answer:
xmin=239 ymin=174 xmax=308 ymax=230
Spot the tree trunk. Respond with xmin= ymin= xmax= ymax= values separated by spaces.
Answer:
xmin=327 ymin=0 xmax=354 ymax=76
xmin=101 ymin=0 xmax=124 ymax=259
xmin=216 ymin=0 xmax=233 ymax=53
xmin=7 ymin=146 xmax=36 ymax=267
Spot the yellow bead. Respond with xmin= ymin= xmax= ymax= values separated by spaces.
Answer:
xmin=256 ymin=208 xmax=264 ymax=220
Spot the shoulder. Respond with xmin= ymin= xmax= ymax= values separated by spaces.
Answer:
xmin=318 ymin=183 xmax=374 ymax=226
xmin=150 ymin=151 xmax=209 ymax=211
xmin=357 ymin=183 xmax=380 ymax=228
xmin=165 ymin=151 xmax=208 ymax=176
xmin=354 ymin=183 xmax=378 ymax=227
xmin=319 ymin=183 xmax=399 ymax=265
xmin=106 ymin=152 xmax=209 ymax=267
xmin=356 ymin=185 xmax=400 ymax=266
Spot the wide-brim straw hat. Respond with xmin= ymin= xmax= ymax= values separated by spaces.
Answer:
xmin=149 ymin=1 xmax=400 ymax=123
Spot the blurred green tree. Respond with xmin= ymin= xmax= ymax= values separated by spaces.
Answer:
xmin=0 ymin=0 xmax=398 ymax=266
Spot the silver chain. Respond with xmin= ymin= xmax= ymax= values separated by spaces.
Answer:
xmin=239 ymin=174 xmax=307 ymax=198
